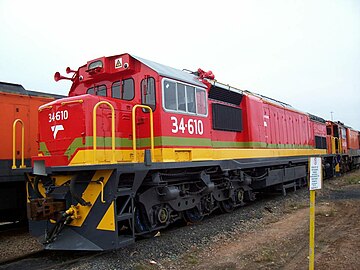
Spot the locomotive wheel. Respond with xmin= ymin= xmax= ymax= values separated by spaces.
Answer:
xmin=219 ymin=198 xmax=235 ymax=213
xmin=236 ymin=189 xmax=244 ymax=204
xmin=133 ymin=205 xmax=160 ymax=239
xmin=134 ymin=205 xmax=151 ymax=233
xmin=183 ymin=207 xmax=204 ymax=224
xmin=157 ymin=207 xmax=169 ymax=224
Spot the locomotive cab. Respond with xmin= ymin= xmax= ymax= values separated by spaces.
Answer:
xmin=33 ymin=53 xmax=214 ymax=169
xmin=34 ymin=54 xmax=163 ymax=169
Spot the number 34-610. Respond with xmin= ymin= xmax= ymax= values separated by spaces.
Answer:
xmin=48 ymin=110 xmax=69 ymax=123
xmin=171 ymin=116 xmax=204 ymax=135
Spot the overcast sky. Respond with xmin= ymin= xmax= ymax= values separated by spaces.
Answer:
xmin=1 ymin=0 xmax=359 ymax=129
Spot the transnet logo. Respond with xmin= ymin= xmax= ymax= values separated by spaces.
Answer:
xmin=51 ymin=125 xmax=64 ymax=139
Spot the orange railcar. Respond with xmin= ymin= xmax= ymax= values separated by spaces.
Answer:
xmin=0 ymin=82 xmax=62 ymax=221
xmin=346 ymin=128 xmax=360 ymax=153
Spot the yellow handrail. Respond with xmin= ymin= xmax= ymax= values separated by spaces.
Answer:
xmin=12 ymin=119 xmax=26 ymax=169
xmin=331 ymin=137 xmax=336 ymax=154
xmin=97 ymin=180 xmax=105 ymax=203
xmin=38 ymin=105 xmax=53 ymax=112
xmin=333 ymin=137 xmax=342 ymax=154
xmin=93 ymin=101 xmax=115 ymax=163
xmin=131 ymin=105 xmax=154 ymax=162
xmin=338 ymin=137 xmax=342 ymax=154
xmin=61 ymin=99 xmax=84 ymax=106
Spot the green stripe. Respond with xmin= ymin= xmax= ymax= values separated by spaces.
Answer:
xmin=155 ymin=136 xmax=212 ymax=147
xmin=65 ymin=137 xmax=136 ymax=159
xmin=51 ymin=136 xmax=315 ymax=159
xmin=39 ymin=142 xmax=50 ymax=156
xmin=64 ymin=136 xmax=213 ymax=158
xmin=212 ymin=141 xmax=266 ymax=148
xmin=211 ymin=141 xmax=312 ymax=149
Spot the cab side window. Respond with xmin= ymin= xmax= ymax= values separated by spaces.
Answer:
xmin=111 ymin=81 xmax=121 ymax=99
xmin=163 ymin=81 xmax=176 ymax=110
xmin=196 ymin=89 xmax=207 ymax=115
xmin=141 ymin=77 xmax=156 ymax=111
xmin=87 ymin=88 xmax=95 ymax=95
xmin=87 ymin=85 xmax=107 ymax=96
xmin=96 ymin=85 xmax=107 ymax=96
xmin=177 ymin=84 xmax=186 ymax=112
xmin=111 ymin=78 xmax=134 ymax=100
xmin=186 ymin=86 xmax=196 ymax=113
xmin=163 ymin=79 xmax=207 ymax=116
xmin=123 ymin=79 xmax=134 ymax=100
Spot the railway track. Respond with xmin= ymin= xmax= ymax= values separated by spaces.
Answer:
xmin=0 ymin=249 xmax=107 ymax=270
xmin=0 ymin=189 xmax=285 ymax=269
xmin=0 ymin=221 xmax=27 ymax=233
xmin=0 ymin=221 xmax=107 ymax=269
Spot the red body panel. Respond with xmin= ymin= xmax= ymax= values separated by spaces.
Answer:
xmin=34 ymin=53 xmax=352 ymax=168
xmin=346 ymin=128 xmax=360 ymax=151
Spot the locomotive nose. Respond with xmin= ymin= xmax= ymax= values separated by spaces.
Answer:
xmin=36 ymin=97 xmax=85 ymax=167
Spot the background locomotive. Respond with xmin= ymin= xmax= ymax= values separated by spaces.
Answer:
xmin=0 ymin=82 xmax=62 ymax=222
xmin=19 ymin=53 xmax=360 ymax=251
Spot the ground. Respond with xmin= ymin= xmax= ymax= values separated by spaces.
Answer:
xmin=1 ymin=170 xmax=359 ymax=270
xmin=181 ymin=199 xmax=360 ymax=270
xmin=139 ymin=170 xmax=360 ymax=270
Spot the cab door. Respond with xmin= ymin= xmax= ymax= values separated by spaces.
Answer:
xmin=133 ymin=76 xmax=156 ymax=161
xmin=263 ymin=105 xmax=271 ymax=145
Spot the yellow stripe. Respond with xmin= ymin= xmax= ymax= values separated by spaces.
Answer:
xmin=70 ymin=170 xmax=113 ymax=227
xmin=96 ymin=201 xmax=115 ymax=231
xmin=68 ymin=148 xmax=327 ymax=165
xmin=53 ymin=175 xmax=74 ymax=186
xmin=26 ymin=174 xmax=46 ymax=198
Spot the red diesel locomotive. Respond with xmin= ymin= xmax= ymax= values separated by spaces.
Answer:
xmin=24 ymin=53 xmax=360 ymax=251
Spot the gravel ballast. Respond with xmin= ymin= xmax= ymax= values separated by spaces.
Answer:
xmin=2 ymin=174 xmax=349 ymax=270
xmin=69 ymin=188 xmax=311 ymax=270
